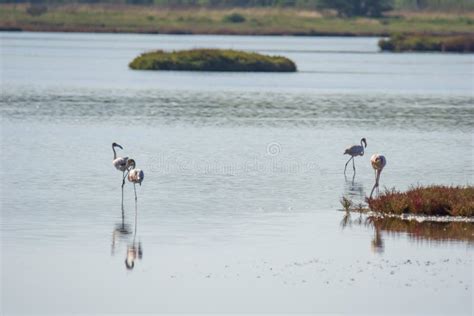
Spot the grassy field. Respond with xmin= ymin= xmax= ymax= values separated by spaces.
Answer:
xmin=1 ymin=4 xmax=474 ymax=35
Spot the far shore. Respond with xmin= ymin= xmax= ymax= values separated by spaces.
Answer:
xmin=2 ymin=4 xmax=474 ymax=37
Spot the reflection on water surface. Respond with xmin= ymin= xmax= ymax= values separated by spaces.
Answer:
xmin=341 ymin=211 xmax=474 ymax=250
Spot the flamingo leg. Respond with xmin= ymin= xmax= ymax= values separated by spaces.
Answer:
xmin=121 ymin=186 xmax=124 ymax=208
xmin=344 ymin=156 xmax=353 ymax=174
xmin=352 ymin=156 xmax=356 ymax=174
xmin=121 ymin=199 xmax=125 ymax=223
xmin=134 ymin=183 xmax=137 ymax=202
xmin=121 ymin=170 xmax=125 ymax=195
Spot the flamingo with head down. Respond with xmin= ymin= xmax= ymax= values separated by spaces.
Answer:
xmin=369 ymin=154 xmax=387 ymax=199
xmin=126 ymin=159 xmax=145 ymax=202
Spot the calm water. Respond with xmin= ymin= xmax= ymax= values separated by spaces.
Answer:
xmin=1 ymin=32 xmax=473 ymax=314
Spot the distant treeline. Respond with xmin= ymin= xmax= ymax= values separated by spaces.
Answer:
xmin=2 ymin=0 xmax=473 ymax=11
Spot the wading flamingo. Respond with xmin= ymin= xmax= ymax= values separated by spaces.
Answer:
xmin=370 ymin=154 xmax=387 ymax=199
xmin=112 ymin=142 xmax=129 ymax=188
xmin=126 ymin=159 xmax=145 ymax=202
xmin=343 ymin=138 xmax=367 ymax=175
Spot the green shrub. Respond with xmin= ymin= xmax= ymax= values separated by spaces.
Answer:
xmin=129 ymin=49 xmax=297 ymax=72
xmin=26 ymin=5 xmax=48 ymax=17
xmin=223 ymin=12 xmax=246 ymax=23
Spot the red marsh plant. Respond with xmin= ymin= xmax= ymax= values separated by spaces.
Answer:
xmin=367 ymin=185 xmax=474 ymax=217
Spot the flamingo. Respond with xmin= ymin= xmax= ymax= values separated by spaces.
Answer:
xmin=112 ymin=142 xmax=129 ymax=189
xmin=343 ymin=138 xmax=367 ymax=175
xmin=369 ymin=154 xmax=387 ymax=199
xmin=126 ymin=159 xmax=145 ymax=202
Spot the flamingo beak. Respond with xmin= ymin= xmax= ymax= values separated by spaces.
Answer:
xmin=113 ymin=143 xmax=123 ymax=150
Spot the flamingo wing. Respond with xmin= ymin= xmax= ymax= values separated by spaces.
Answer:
xmin=345 ymin=145 xmax=364 ymax=156
xmin=113 ymin=157 xmax=129 ymax=171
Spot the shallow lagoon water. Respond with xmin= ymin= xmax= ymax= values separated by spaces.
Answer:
xmin=1 ymin=32 xmax=473 ymax=314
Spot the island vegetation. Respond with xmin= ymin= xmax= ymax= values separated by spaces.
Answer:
xmin=1 ymin=0 xmax=474 ymax=36
xmin=342 ymin=185 xmax=474 ymax=217
xmin=367 ymin=186 xmax=474 ymax=216
xmin=129 ymin=49 xmax=297 ymax=72
xmin=379 ymin=34 xmax=474 ymax=52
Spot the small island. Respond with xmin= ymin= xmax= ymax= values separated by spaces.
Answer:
xmin=129 ymin=49 xmax=297 ymax=72
xmin=379 ymin=34 xmax=474 ymax=53
xmin=368 ymin=185 xmax=473 ymax=217
xmin=342 ymin=185 xmax=474 ymax=217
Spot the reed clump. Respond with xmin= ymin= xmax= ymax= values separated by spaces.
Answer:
xmin=129 ymin=49 xmax=297 ymax=72
xmin=367 ymin=185 xmax=474 ymax=216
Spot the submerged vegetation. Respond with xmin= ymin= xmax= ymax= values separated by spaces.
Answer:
xmin=129 ymin=49 xmax=297 ymax=72
xmin=379 ymin=34 xmax=474 ymax=52
xmin=367 ymin=186 xmax=474 ymax=217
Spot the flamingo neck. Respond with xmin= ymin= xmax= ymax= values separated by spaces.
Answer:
xmin=370 ymin=169 xmax=383 ymax=199
xmin=112 ymin=145 xmax=117 ymax=159
xmin=375 ymin=169 xmax=382 ymax=186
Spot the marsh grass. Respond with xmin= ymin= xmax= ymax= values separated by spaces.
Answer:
xmin=368 ymin=185 xmax=474 ymax=217
xmin=129 ymin=49 xmax=297 ymax=72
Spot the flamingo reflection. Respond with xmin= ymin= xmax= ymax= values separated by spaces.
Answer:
xmin=125 ymin=200 xmax=143 ymax=270
xmin=344 ymin=175 xmax=365 ymax=202
xmin=370 ymin=226 xmax=385 ymax=254
xmin=111 ymin=204 xmax=132 ymax=256
xmin=340 ymin=213 xmax=384 ymax=254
